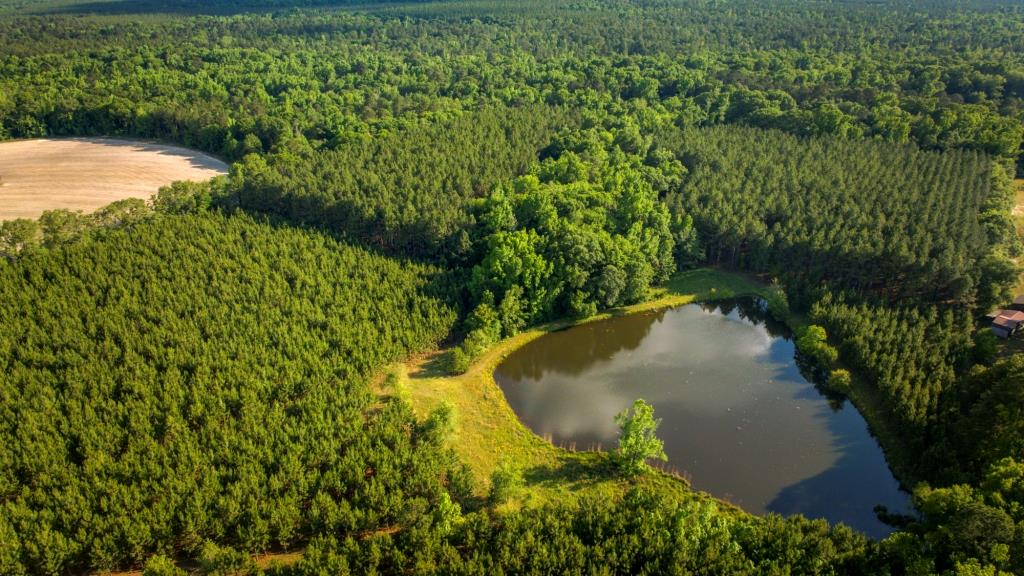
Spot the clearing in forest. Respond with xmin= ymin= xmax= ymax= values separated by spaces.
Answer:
xmin=0 ymin=138 xmax=228 ymax=221
xmin=1012 ymin=178 xmax=1024 ymax=295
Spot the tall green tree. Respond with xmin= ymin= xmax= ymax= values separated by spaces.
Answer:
xmin=613 ymin=399 xmax=667 ymax=476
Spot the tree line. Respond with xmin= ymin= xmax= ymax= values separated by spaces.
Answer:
xmin=0 ymin=1 xmax=1021 ymax=169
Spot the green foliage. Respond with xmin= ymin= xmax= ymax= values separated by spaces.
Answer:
xmin=765 ymin=284 xmax=790 ymax=322
xmin=1 ymin=0 xmax=1021 ymax=168
xmin=152 ymin=179 xmax=220 ymax=215
xmin=670 ymin=211 xmax=703 ymax=266
xmin=613 ymin=399 xmax=667 ymax=476
xmin=982 ymin=458 xmax=1024 ymax=517
xmin=939 ymin=356 xmax=1024 ymax=481
xmin=497 ymin=284 xmax=528 ymax=335
xmin=418 ymin=402 xmax=458 ymax=447
xmin=469 ymin=147 xmax=683 ymax=330
xmin=199 ymin=541 xmax=258 ymax=576
xmin=2 ymin=0 xmax=1024 ymax=572
xmin=0 ymin=212 xmax=465 ymax=574
xmin=90 ymin=197 xmax=150 ymax=229
xmin=812 ymin=297 xmax=973 ymax=435
xmin=289 ymin=488 xmax=872 ymax=575
xmin=795 ymin=325 xmax=839 ymax=373
xmin=446 ymin=347 xmax=472 ymax=375
xmin=911 ymin=473 xmax=1020 ymax=573
xmin=0 ymin=218 xmax=39 ymax=261
xmin=662 ymin=125 xmax=996 ymax=303
xmin=877 ymin=456 xmax=1024 ymax=574
xmin=828 ymin=369 xmax=853 ymax=395
xmin=951 ymin=560 xmax=1016 ymax=576
xmin=973 ymin=329 xmax=1000 ymax=366
xmin=470 ymin=228 xmax=555 ymax=325
xmin=142 ymin=554 xmax=186 ymax=576
xmin=977 ymin=253 xmax=1020 ymax=312
xmin=37 ymin=208 xmax=88 ymax=247
xmin=431 ymin=492 xmax=463 ymax=538
xmin=446 ymin=327 xmax=497 ymax=375
xmin=223 ymin=107 xmax=567 ymax=259
xmin=465 ymin=302 xmax=502 ymax=343
xmin=2 ymin=193 xmax=167 ymax=262
xmin=488 ymin=461 xmax=525 ymax=505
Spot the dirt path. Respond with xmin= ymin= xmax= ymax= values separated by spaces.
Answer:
xmin=0 ymin=138 xmax=228 ymax=221
xmin=1012 ymin=178 xmax=1024 ymax=296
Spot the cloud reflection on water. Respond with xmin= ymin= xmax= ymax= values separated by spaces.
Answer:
xmin=494 ymin=298 xmax=910 ymax=536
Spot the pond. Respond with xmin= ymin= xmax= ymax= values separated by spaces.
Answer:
xmin=493 ymin=298 xmax=911 ymax=538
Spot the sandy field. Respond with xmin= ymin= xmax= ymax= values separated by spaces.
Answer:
xmin=0 ymin=138 xmax=229 ymax=221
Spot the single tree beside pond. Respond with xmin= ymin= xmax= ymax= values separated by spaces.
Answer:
xmin=613 ymin=399 xmax=668 ymax=476
xmin=795 ymin=324 xmax=839 ymax=375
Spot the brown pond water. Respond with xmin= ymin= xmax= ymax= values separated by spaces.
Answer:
xmin=494 ymin=298 xmax=911 ymax=538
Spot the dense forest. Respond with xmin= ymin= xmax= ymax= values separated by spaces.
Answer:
xmin=1 ymin=0 xmax=1024 ymax=574
xmin=0 ymin=208 xmax=469 ymax=573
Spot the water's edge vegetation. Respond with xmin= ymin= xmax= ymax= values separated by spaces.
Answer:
xmin=382 ymin=267 xmax=914 ymax=502
xmin=381 ymin=268 xmax=774 ymax=495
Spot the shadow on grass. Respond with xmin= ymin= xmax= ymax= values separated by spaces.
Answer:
xmin=523 ymin=454 xmax=615 ymax=493
xmin=409 ymin=352 xmax=450 ymax=379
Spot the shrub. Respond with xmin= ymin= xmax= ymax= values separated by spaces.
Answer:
xmin=828 ymin=369 xmax=852 ymax=394
xmin=448 ymin=347 xmax=472 ymax=374
xmin=198 ymin=542 xmax=257 ymax=576
xmin=489 ymin=461 xmax=526 ymax=504
xmin=418 ymin=402 xmax=457 ymax=446
xmin=613 ymin=399 xmax=667 ymax=476
xmin=766 ymin=284 xmax=790 ymax=321
xmin=447 ymin=327 xmax=499 ymax=374
xmin=142 ymin=555 xmax=186 ymax=576
xmin=796 ymin=324 xmax=838 ymax=373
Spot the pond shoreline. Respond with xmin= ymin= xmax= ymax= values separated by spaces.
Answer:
xmin=494 ymin=295 xmax=910 ymax=536
xmin=379 ymin=268 xmax=920 ymax=533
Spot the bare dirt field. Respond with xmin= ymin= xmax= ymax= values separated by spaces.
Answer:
xmin=0 ymin=138 xmax=229 ymax=221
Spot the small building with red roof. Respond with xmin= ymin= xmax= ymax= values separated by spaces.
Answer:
xmin=989 ymin=309 xmax=1024 ymax=339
